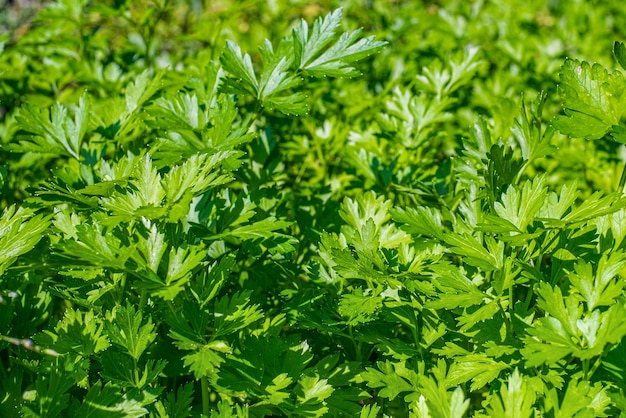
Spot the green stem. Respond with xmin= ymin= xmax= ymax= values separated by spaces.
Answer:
xmin=619 ymin=162 xmax=626 ymax=193
xmin=201 ymin=376 xmax=210 ymax=416
xmin=508 ymin=282 xmax=514 ymax=313
xmin=582 ymin=358 xmax=589 ymax=380
xmin=523 ymin=284 xmax=534 ymax=311
xmin=587 ymin=356 xmax=603 ymax=380
xmin=542 ymin=230 xmax=561 ymax=259
xmin=412 ymin=314 xmax=422 ymax=358
xmin=348 ymin=325 xmax=362 ymax=361
xmin=118 ymin=274 xmax=127 ymax=305
xmin=139 ymin=289 xmax=148 ymax=311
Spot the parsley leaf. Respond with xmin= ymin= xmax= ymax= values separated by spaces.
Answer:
xmin=553 ymin=59 xmax=626 ymax=141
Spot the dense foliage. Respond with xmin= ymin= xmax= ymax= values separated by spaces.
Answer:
xmin=3 ymin=0 xmax=626 ymax=416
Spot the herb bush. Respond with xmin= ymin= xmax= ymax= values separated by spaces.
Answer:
xmin=3 ymin=0 xmax=626 ymax=416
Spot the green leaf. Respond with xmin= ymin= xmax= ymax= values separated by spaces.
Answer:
xmin=162 ymin=383 xmax=194 ymax=418
xmin=456 ymin=300 xmax=502 ymax=333
xmin=425 ymin=265 xmax=486 ymax=309
xmin=614 ymin=41 xmax=626 ymax=71
xmin=513 ymin=91 xmax=556 ymax=163
xmin=159 ymin=244 xmax=206 ymax=300
xmin=262 ymin=233 xmax=300 ymax=255
xmin=415 ymin=46 xmax=482 ymax=97
xmin=101 ymin=350 xmax=166 ymax=389
xmin=443 ymin=233 xmax=502 ymax=271
xmin=0 ymin=206 xmax=49 ymax=276
xmin=124 ymin=69 xmax=164 ymax=115
xmin=339 ymin=190 xmax=388 ymax=230
xmin=39 ymin=308 xmax=109 ymax=357
xmin=539 ymin=182 xmax=579 ymax=221
xmin=220 ymin=39 xmax=308 ymax=114
xmin=293 ymin=374 xmax=334 ymax=417
xmin=189 ymin=255 xmax=234 ymax=308
xmin=338 ymin=288 xmax=382 ymax=325
xmin=163 ymin=151 xmax=241 ymax=204
xmin=215 ymin=335 xmax=314 ymax=400
xmin=524 ymin=283 xmax=626 ymax=366
xmin=601 ymin=338 xmax=626 ymax=383
xmin=213 ymin=217 xmax=292 ymax=241
xmin=219 ymin=8 xmax=385 ymax=114
xmin=293 ymin=8 xmax=387 ymax=77
xmin=493 ymin=176 xmax=547 ymax=233
xmin=391 ymin=206 xmax=445 ymax=241
xmin=220 ymin=40 xmax=259 ymax=97
xmin=558 ymin=191 xmax=626 ymax=226
xmin=182 ymin=344 xmax=225 ymax=380
xmin=55 ymin=221 xmax=128 ymax=270
xmin=263 ymin=372 xmax=293 ymax=405
xmin=610 ymin=124 xmax=626 ymax=145
xmin=132 ymin=219 xmax=167 ymax=275
xmin=213 ymin=291 xmax=264 ymax=337
xmin=297 ymin=374 xmax=333 ymax=403
xmin=543 ymin=378 xmax=610 ymax=418
xmin=99 ymin=154 xmax=167 ymax=222
xmin=152 ymin=95 xmax=253 ymax=163
xmin=319 ymin=230 xmax=389 ymax=286
xmin=413 ymin=360 xmax=470 ymax=418
xmin=292 ymin=8 xmax=343 ymax=70
xmin=165 ymin=299 xmax=212 ymax=350
xmin=484 ymin=144 xmax=525 ymax=204
xmin=72 ymin=381 xmax=150 ymax=418
xmin=209 ymin=401 xmax=249 ymax=418
xmin=553 ymin=59 xmax=626 ymax=140
xmin=105 ymin=303 xmax=157 ymax=361
xmin=568 ymin=253 xmax=626 ymax=310
xmin=485 ymin=369 xmax=536 ymax=418
xmin=146 ymin=92 xmax=208 ymax=131
xmin=448 ymin=387 xmax=471 ymax=418
xmin=446 ymin=353 xmax=509 ymax=392
xmin=416 ymin=386 xmax=470 ymax=418
xmin=13 ymin=93 xmax=90 ymax=160
xmin=22 ymin=357 xmax=78 ymax=418
xmin=359 ymin=404 xmax=382 ymax=418
xmin=360 ymin=361 xmax=415 ymax=401
xmin=257 ymin=40 xmax=307 ymax=115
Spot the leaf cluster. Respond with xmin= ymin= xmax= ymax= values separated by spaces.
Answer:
xmin=4 ymin=0 xmax=626 ymax=417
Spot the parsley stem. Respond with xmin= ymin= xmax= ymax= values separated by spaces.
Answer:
xmin=139 ymin=289 xmax=148 ymax=311
xmin=412 ymin=311 xmax=422 ymax=359
xmin=201 ymin=376 xmax=210 ymax=416
xmin=587 ymin=356 xmax=603 ymax=380
xmin=523 ymin=284 xmax=534 ymax=311
xmin=619 ymin=162 xmax=626 ymax=193
xmin=348 ymin=325 xmax=363 ymax=361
